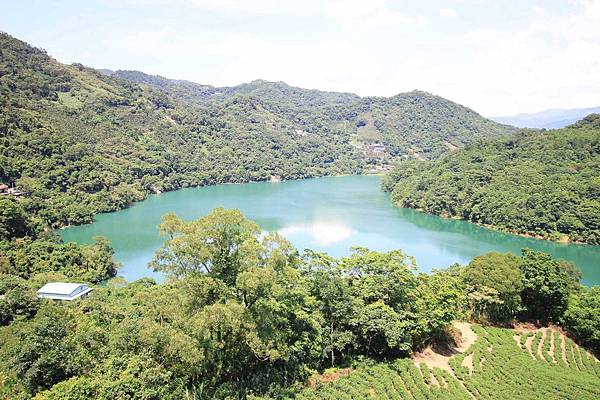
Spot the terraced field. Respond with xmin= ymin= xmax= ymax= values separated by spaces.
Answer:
xmin=290 ymin=325 xmax=600 ymax=400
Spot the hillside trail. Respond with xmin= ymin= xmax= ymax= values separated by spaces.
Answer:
xmin=413 ymin=321 xmax=477 ymax=375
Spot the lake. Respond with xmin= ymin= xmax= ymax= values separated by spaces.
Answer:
xmin=59 ymin=175 xmax=600 ymax=286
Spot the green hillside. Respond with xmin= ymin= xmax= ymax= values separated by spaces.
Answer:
xmin=113 ymin=70 xmax=513 ymax=162
xmin=290 ymin=325 xmax=600 ymax=400
xmin=0 ymin=32 xmax=512 ymax=228
xmin=383 ymin=114 xmax=600 ymax=244
xmin=0 ymin=33 xmax=365 ymax=228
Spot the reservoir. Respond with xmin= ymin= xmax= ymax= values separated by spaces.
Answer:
xmin=59 ymin=175 xmax=600 ymax=285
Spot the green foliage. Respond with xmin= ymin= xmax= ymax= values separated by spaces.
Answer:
xmin=562 ymin=287 xmax=600 ymax=355
xmin=0 ymin=208 xmax=597 ymax=399
xmin=0 ymin=236 xmax=118 ymax=283
xmin=519 ymin=249 xmax=572 ymax=322
xmin=458 ymin=249 xmax=580 ymax=324
xmin=0 ymin=209 xmax=474 ymax=399
xmin=151 ymin=208 xmax=261 ymax=284
xmin=0 ymin=198 xmax=38 ymax=241
xmin=0 ymin=275 xmax=39 ymax=325
xmin=384 ymin=115 xmax=600 ymax=244
xmin=463 ymin=252 xmax=522 ymax=322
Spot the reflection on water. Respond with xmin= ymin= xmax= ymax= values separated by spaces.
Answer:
xmin=278 ymin=221 xmax=357 ymax=245
xmin=59 ymin=175 xmax=600 ymax=286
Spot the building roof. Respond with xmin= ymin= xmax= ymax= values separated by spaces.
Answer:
xmin=37 ymin=282 xmax=93 ymax=300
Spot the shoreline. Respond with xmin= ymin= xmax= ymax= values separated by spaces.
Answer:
xmin=405 ymin=207 xmax=588 ymax=246
xmin=58 ymin=175 xmax=591 ymax=248
xmin=56 ymin=172 xmax=377 ymax=231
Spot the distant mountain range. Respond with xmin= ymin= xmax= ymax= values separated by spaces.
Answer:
xmin=491 ymin=106 xmax=600 ymax=129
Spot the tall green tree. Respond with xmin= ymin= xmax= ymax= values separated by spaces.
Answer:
xmin=151 ymin=208 xmax=261 ymax=284
xmin=463 ymin=252 xmax=523 ymax=322
xmin=519 ymin=249 xmax=572 ymax=322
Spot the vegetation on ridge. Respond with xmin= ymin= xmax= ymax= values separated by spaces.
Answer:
xmin=383 ymin=114 xmax=600 ymax=244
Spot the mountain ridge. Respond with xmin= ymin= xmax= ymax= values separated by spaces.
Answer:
xmin=492 ymin=106 xmax=600 ymax=129
xmin=1 ymin=31 xmax=511 ymax=228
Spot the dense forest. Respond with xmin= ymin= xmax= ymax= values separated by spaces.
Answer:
xmin=383 ymin=114 xmax=600 ymax=244
xmin=111 ymin=69 xmax=514 ymax=161
xmin=1 ymin=32 xmax=599 ymax=399
xmin=1 ymin=207 xmax=599 ymax=399
xmin=0 ymin=32 xmax=512 ymax=229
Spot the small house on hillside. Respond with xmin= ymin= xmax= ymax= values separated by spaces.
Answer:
xmin=37 ymin=282 xmax=93 ymax=301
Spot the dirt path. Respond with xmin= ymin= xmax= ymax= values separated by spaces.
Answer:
xmin=548 ymin=330 xmax=555 ymax=363
xmin=413 ymin=322 xmax=477 ymax=375
xmin=524 ymin=335 xmax=536 ymax=359
xmin=455 ymin=322 xmax=477 ymax=351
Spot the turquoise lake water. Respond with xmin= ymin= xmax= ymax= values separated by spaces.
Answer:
xmin=59 ymin=175 xmax=600 ymax=285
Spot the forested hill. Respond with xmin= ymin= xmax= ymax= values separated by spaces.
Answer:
xmin=0 ymin=32 xmax=364 ymax=227
xmin=1 ymin=32 xmax=510 ymax=228
xmin=383 ymin=114 xmax=600 ymax=244
xmin=108 ymin=69 xmax=513 ymax=159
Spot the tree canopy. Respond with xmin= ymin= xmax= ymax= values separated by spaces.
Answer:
xmin=383 ymin=114 xmax=600 ymax=244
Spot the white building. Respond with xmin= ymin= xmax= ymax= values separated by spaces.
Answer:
xmin=37 ymin=282 xmax=93 ymax=301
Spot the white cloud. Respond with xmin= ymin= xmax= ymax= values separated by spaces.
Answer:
xmin=439 ymin=8 xmax=457 ymax=19
xmin=18 ymin=0 xmax=600 ymax=115
xmin=324 ymin=0 xmax=426 ymax=29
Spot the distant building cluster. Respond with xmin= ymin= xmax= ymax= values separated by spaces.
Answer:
xmin=366 ymin=143 xmax=386 ymax=158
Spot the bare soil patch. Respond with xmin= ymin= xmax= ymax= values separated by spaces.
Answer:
xmin=413 ymin=321 xmax=476 ymax=375
xmin=307 ymin=368 xmax=351 ymax=388
xmin=513 ymin=334 xmax=521 ymax=348
xmin=461 ymin=353 xmax=474 ymax=374
xmin=524 ymin=335 xmax=536 ymax=359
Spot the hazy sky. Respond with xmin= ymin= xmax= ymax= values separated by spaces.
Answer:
xmin=2 ymin=0 xmax=600 ymax=115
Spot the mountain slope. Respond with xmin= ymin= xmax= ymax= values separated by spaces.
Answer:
xmin=110 ymin=69 xmax=514 ymax=161
xmin=1 ymin=32 xmax=511 ymax=228
xmin=0 ymin=33 xmax=363 ymax=227
xmin=383 ymin=114 xmax=600 ymax=244
xmin=492 ymin=106 xmax=600 ymax=129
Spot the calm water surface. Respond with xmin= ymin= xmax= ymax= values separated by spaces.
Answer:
xmin=60 ymin=176 xmax=600 ymax=285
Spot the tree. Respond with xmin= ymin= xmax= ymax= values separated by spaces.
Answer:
xmin=341 ymin=248 xmax=419 ymax=358
xmin=302 ymin=250 xmax=355 ymax=367
xmin=414 ymin=271 xmax=466 ymax=346
xmin=463 ymin=252 xmax=522 ymax=322
xmin=0 ymin=275 xmax=39 ymax=325
xmin=151 ymin=208 xmax=261 ymax=284
xmin=0 ymin=197 xmax=36 ymax=240
xmin=519 ymin=249 xmax=573 ymax=322
xmin=562 ymin=287 xmax=600 ymax=355
xmin=6 ymin=306 xmax=83 ymax=394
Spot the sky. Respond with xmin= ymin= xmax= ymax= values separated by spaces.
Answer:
xmin=2 ymin=0 xmax=600 ymax=116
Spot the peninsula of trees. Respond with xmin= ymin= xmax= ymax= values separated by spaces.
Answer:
xmin=383 ymin=114 xmax=600 ymax=244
